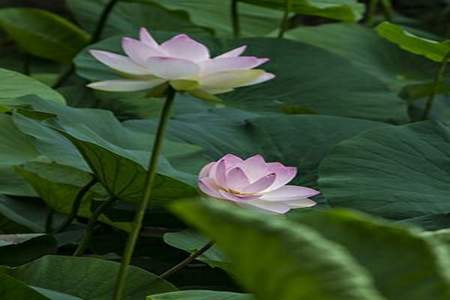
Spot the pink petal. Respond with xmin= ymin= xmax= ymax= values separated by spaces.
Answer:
xmin=266 ymin=163 xmax=297 ymax=191
xmin=90 ymin=50 xmax=150 ymax=75
xmin=144 ymin=57 xmax=200 ymax=79
xmin=218 ymin=190 xmax=260 ymax=202
xmin=160 ymin=34 xmax=210 ymax=62
xmin=199 ymin=162 xmax=215 ymax=178
xmin=199 ymin=70 xmax=270 ymax=90
xmin=122 ymin=37 xmax=165 ymax=65
xmin=200 ymin=57 xmax=269 ymax=75
xmin=285 ymin=198 xmax=316 ymax=208
xmin=243 ymin=72 xmax=275 ymax=86
xmin=87 ymin=79 xmax=165 ymax=92
xmin=214 ymin=159 xmax=227 ymax=188
xmin=241 ymin=155 xmax=269 ymax=182
xmin=140 ymin=28 xmax=158 ymax=48
xmin=225 ymin=167 xmax=249 ymax=191
xmin=260 ymin=185 xmax=320 ymax=202
xmin=221 ymin=154 xmax=244 ymax=168
xmin=216 ymin=45 xmax=247 ymax=58
xmin=199 ymin=177 xmax=221 ymax=198
xmin=240 ymin=200 xmax=291 ymax=214
xmin=242 ymin=173 xmax=276 ymax=194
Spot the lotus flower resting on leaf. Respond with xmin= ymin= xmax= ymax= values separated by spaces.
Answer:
xmin=198 ymin=154 xmax=319 ymax=214
xmin=88 ymin=28 xmax=274 ymax=99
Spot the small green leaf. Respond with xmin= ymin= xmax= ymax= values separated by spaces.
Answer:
xmin=241 ymin=0 xmax=364 ymax=22
xmin=376 ymin=22 xmax=450 ymax=62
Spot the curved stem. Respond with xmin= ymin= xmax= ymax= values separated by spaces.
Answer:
xmin=113 ymin=87 xmax=177 ymax=300
xmin=54 ymin=177 xmax=97 ymax=233
xmin=278 ymin=0 xmax=292 ymax=38
xmin=422 ymin=52 xmax=450 ymax=120
xmin=231 ymin=0 xmax=241 ymax=38
xmin=90 ymin=0 xmax=119 ymax=44
xmin=73 ymin=196 xmax=117 ymax=257
xmin=52 ymin=0 xmax=119 ymax=89
xmin=52 ymin=64 xmax=75 ymax=89
xmin=160 ymin=241 xmax=215 ymax=279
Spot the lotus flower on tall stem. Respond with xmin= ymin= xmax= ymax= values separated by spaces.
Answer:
xmin=87 ymin=28 xmax=275 ymax=300
xmin=88 ymin=28 xmax=274 ymax=100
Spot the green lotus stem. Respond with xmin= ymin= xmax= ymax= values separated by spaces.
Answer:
xmin=91 ymin=0 xmax=119 ymax=44
xmin=113 ymin=87 xmax=177 ymax=300
xmin=366 ymin=0 xmax=379 ymax=25
xmin=380 ymin=0 xmax=393 ymax=21
xmin=45 ymin=209 xmax=55 ymax=233
xmin=54 ymin=177 xmax=98 ymax=233
xmin=422 ymin=52 xmax=450 ymax=120
xmin=231 ymin=0 xmax=241 ymax=38
xmin=52 ymin=0 xmax=119 ymax=89
xmin=73 ymin=196 xmax=117 ymax=257
xmin=160 ymin=241 xmax=215 ymax=279
xmin=278 ymin=0 xmax=292 ymax=38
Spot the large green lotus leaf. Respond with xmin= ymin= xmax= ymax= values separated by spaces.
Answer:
xmin=12 ymin=97 xmax=201 ymax=171
xmin=284 ymin=23 xmax=435 ymax=91
xmin=319 ymin=121 xmax=450 ymax=220
xmin=128 ymin=0 xmax=282 ymax=36
xmin=148 ymin=290 xmax=253 ymax=300
xmin=0 ymin=233 xmax=57 ymax=267
xmin=222 ymin=38 xmax=407 ymax=122
xmin=240 ymin=0 xmax=364 ymax=22
xmin=0 ymin=273 xmax=52 ymax=300
xmin=0 ymin=68 xmax=65 ymax=104
xmin=66 ymin=0 xmax=212 ymax=39
xmin=398 ymin=213 xmax=450 ymax=230
xmin=292 ymin=209 xmax=450 ymax=300
xmin=15 ymin=162 xmax=131 ymax=231
xmin=376 ymin=22 xmax=450 ymax=62
xmin=59 ymin=133 xmax=198 ymax=205
xmin=5 ymin=255 xmax=176 ymax=300
xmin=0 ymin=8 xmax=89 ymax=63
xmin=75 ymin=35 xmax=407 ymax=122
xmin=126 ymin=112 xmax=388 ymax=187
xmin=172 ymin=199 xmax=384 ymax=300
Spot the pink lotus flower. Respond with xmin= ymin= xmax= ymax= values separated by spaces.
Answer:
xmin=87 ymin=28 xmax=274 ymax=99
xmin=198 ymin=154 xmax=319 ymax=214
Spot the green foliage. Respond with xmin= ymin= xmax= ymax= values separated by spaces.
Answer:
xmin=0 ymin=8 xmax=89 ymax=63
xmin=0 ymin=1 xmax=449 ymax=299
xmin=172 ymin=199 xmax=385 ymax=300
